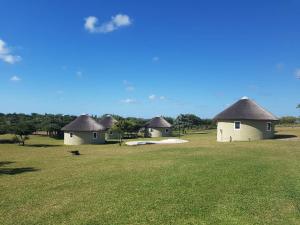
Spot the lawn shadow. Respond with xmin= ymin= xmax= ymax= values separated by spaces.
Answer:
xmin=0 ymin=161 xmax=39 ymax=175
xmin=0 ymin=167 xmax=40 ymax=175
xmin=0 ymin=139 xmax=17 ymax=144
xmin=188 ymin=132 xmax=209 ymax=135
xmin=105 ymin=140 xmax=121 ymax=145
xmin=50 ymin=136 xmax=64 ymax=140
xmin=274 ymin=134 xmax=298 ymax=139
xmin=0 ymin=161 xmax=15 ymax=167
xmin=24 ymin=144 xmax=61 ymax=148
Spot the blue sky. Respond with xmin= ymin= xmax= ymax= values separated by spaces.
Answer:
xmin=0 ymin=0 xmax=299 ymax=118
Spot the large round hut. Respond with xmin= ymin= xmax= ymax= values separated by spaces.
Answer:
xmin=214 ymin=97 xmax=278 ymax=142
xmin=145 ymin=116 xmax=172 ymax=137
xmin=99 ymin=115 xmax=119 ymax=139
xmin=61 ymin=115 xmax=106 ymax=145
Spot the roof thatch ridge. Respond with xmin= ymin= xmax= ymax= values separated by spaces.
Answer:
xmin=214 ymin=97 xmax=278 ymax=121
xmin=99 ymin=115 xmax=118 ymax=129
xmin=62 ymin=115 xmax=105 ymax=131
xmin=146 ymin=116 xmax=172 ymax=128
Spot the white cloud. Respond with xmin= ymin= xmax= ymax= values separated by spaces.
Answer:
xmin=121 ymin=98 xmax=136 ymax=104
xmin=113 ymin=14 xmax=131 ymax=26
xmin=84 ymin=14 xmax=132 ymax=33
xmin=10 ymin=75 xmax=21 ymax=82
xmin=149 ymin=94 xmax=156 ymax=100
xmin=0 ymin=39 xmax=21 ymax=64
xmin=295 ymin=69 xmax=300 ymax=79
xmin=152 ymin=56 xmax=159 ymax=62
xmin=149 ymin=94 xmax=166 ymax=101
xmin=84 ymin=16 xmax=98 ymax=32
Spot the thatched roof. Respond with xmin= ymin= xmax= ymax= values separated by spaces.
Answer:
xmin=99 ymin=115 xmax=118 ymax=129
xmin=214 ymin=97 xmax=278 ymax=121
xmin=61 ymin=115 xmax=105 ymax=131
xmin=146 ymin=116 xmax=172 ymax=128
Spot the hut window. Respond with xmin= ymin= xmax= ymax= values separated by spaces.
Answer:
xmin=266 ymin=122 xmax=272 ymax=131
xmin=110 ymin=131 xmax=113 ymax=135
xmin=165 ymin=129 xmax=169 ymax=133
xmin=70 ymin=133 xmax=73 ymax=138
xmin=93 ymin=132 xmax=97 ymax=139
xmin=234 ymin=121 xmax=241 ymax=130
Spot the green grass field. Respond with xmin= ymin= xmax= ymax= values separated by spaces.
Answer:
xmin=1 ymin=127 xmax=300 ymax=225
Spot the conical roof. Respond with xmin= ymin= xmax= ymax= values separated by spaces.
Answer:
xmin=146 ymin=116 xmax=172 ymax=128
xmin=99 ymin=115 xmax=118 ymax=129
xmin=61 ymin=115 xmax=105 ymax=131
xmin=214 ymin=97 xmax=278 ymax=121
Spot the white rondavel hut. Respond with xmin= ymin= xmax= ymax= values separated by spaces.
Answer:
xmin=61 ymin=115 xmax=106 ymax=145
xmin=214 ymin=97 xmax=279 ymax=142
xmin=145 ymin=116 xmax=172 ymax=137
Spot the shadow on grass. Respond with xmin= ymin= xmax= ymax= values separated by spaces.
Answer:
xmin=0 ymin=161 xmax=15 ymax=167
xmin=274 ymin=134 xmax=298 ymax=139
xmin=50 ymin=136 xmax=64 ymax=140
xmin=0 ymin=167 xmax=40 ymax=175
xmin=105 ymin=140 xmax=122 ymax=145
xmin=187 ymin=132 xmax=209 ymax=135
xmin=0 ymin=161 xmax=39 ymax=175
xmin=0 ymin=139 xmax=17 ymax=144
xmin=24 ymin=144 xmax=61 ymax=148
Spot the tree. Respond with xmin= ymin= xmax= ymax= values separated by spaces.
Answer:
xmin=297 ymin=104 xmax=300 ymax=121
xmin=174 ymin=114 xmax=202 ymax=134
xmin=111 ymin=119 xmax=131 ymax=145
xmin=0 ymin=114 xmax=9 ymax=134
xmin=125 ymin=117 xmax=146 ymax=133
xmin=279 ymin=116 xmax=297 ymax=124
xmin=11 ymin=122 xmax=35 ymax=146
xmin=185 ymin=114 xmax=202 ymax=128
xmin=201 ymin=119 xmax=216 ymax=129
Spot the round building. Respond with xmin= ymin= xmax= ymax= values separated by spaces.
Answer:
xmin=214 ymin=97 xmax=278 ymax=142
xmin=145 ymin=116 xmax=172 ymax=137
xmin=61 ymin=115 xmax=106 ymax=145
xmin=99 ymin=115 xmax=119 ymax=140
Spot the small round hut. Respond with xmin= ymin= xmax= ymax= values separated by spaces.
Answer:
xmin=145 ymin=116 xmax=172 ymax=137
xmin=61 ymin=115 xmax=106 ymax=145
xmin=99 ymin=115 xmax=119 ymax=140
xmin=214 ymin=97 xmax=278 ymax=142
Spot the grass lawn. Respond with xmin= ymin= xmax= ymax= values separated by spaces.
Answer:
xmin=0 ymin=127 xmax=300 ymax=225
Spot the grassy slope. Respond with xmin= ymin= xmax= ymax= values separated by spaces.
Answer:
xmin=0 ymin=128 xmax=300 ymax=225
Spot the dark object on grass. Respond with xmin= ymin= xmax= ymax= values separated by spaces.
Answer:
xmin=0 ymin=138 xmax=18 ymax=144
xmin=70 ymin=150 xmax=80 ymax=155
xmin=274 ymin=134 xmax=298 ymax=139
xmin=0 ymin=167 xmax=39 ymax=175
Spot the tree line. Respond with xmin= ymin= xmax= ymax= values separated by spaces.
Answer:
xmin=108 ymin=114 xmax=216 ymax=142
xmin=0 ymin=113 xmax=77 ymax=145
xmin=0 ymin=113 xmax=215 ymax=144
xmin=1 ymin=111 xmax=299 ymax=145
